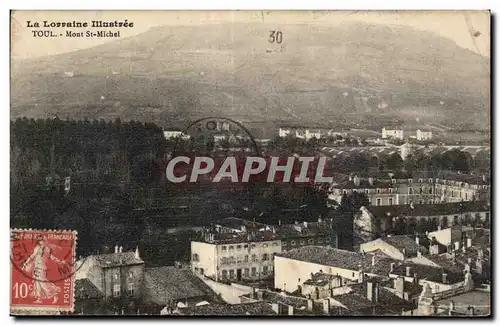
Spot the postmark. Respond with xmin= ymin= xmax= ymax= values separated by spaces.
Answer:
xmin=10 ymin=229 xmax=77 ymax=314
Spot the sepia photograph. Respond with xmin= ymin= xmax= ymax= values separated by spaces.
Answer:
xmin=9 ymin=10 xmax=491 ymax=317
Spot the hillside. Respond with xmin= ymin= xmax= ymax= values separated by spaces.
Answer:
xmin=10 ymin=22 xmax=490 ymax=132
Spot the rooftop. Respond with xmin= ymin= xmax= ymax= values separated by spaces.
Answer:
xmin=175 ymin=302 xmax=277 ymax=316
xmin=75 ymin=278 xmax=103 ymax=300
xmin=92 ymin=251 xmax=144 ymax=268
xmin=436 ymin=291 xmax=491 ymax=316
xmin=377 ymin=235 xmax=428 ymax=256
xmin=143 ymin=266 xmax=218 ymax=305
xmin=365 ymin=201 xmax=490 ymax=219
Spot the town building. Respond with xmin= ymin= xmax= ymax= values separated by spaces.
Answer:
xmin=278 ymin=127 xmax=345 ymax=140
xmin=354 ymin=201 xmax=490 ymax=243
xmin=190 ymin=230 xmax=282 ymax=282
xmin=415 ymin=129 xmax=433 ymax=141
xmin=163 ymin=130 xmax=190 ymax=140
xmin=359 ymin=235 xmax=428 ymax=261
xmin=141 ymin=265 xmax=220 ymax=315
xmin=381 ymin=128 xmax=404 ymax=140
xmin=75 ymin=246 xmax=145 ymax=301
xmin=330 ymin=173 xmax=490 ymax=207
xmin=274 ymin=246 xmax=467 ymax=297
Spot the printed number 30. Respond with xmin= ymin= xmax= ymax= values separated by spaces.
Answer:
xmin=269 ymin=31 xmax=283 ymax=44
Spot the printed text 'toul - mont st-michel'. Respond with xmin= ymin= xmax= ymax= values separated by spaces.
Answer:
xmin=25 ymin=20 xmax=134 ymax=38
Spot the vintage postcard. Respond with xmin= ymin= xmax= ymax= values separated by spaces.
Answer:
xmin=10 ymin=10 xmax=491 ymax=317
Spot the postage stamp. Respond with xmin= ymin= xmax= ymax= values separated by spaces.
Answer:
xmin=10 ymin=229 xmax=77 ymax=314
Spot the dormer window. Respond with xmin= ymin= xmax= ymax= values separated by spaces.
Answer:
xmin=408 ymin=179 xmax=413 ymax=184
xmin=428 ymin=178 xmax=433 ymax=183
xmin=418 ymin=178 xmax=423 ymax=183
xmin=377 ymin=189 xmax=381 ymax=193
xmin=392 ymin=179 xmax=396 ymax=184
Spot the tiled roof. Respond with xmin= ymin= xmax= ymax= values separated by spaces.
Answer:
xmin=143 ymin=267 xmax=218 ymax=305
xmin=274 ymin=220 xmax=335 ymax=239
xmin=202 ymin=229 xmax=281 ymax=244
xmin=380 ymin=235 xmax=428 ymax=256
xmin=303 ymin=272 xmax=340 ymax=287
xmin=332 ymin=292 xmax=373 ymax=311
xmin=366 ymin=201 xmax=490 ymax=219
xmin=379 ymin=278 xmax=423 ymax=297
xmin=92 ymin=251 xmax=144 ymax=268
xmin=335 ymin=179 xmax=393 ymax=189
xmin=175 ymin=302 xmax=277 ymax=316
xmin=75 ymin=278 xmax=103 ymax=300
xmin=215 ymin=217 xmax=268 ymax=232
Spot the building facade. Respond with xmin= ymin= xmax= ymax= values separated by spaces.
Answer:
xmin=381 ymin=128 xmax=404 ymax=140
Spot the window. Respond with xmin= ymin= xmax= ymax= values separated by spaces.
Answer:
xmin=244 ymin=255 xmax=249 ymax=262
xmin=244 ymin=268 xmax=250 ymax=277
xmin=222 ymin=270 xmax=228 ymax=279
xmin=194 ymin=267 xmax=199 ymax=273
xmin=377 ymin=189 xmax=381 ymax=194
xmin=263 ymin=244 xmax=268 ymax=248
xmin=263 ymin=266 xmax=269 ymax=274
xmin=237 ymin=245 xmax=242 ymax=251
xmin=465 ymin=193 xmax=468 ymax=200
xmin=388 ymin=198 xmax=393 ymax=205
xmin=429 ymin=188 xmax=433 ymax=194
xmin=389 ymin=188 xmax=394 ymax=193
xmin=300 ymin=240 xmax=305 ymax=245
xmin=318 ymin=239 xmax=324 ymax=244
xmin=262 ymin=253 xmax=269 ymax=261
xmin=192 ymin=254 xmax=199 ymax=262
xmin=291 ymin=240 xmax=296 ymax=245
xmin=419 ymin=187 xmax=423 ymax=194
xmin=251 ymin=244 xmax=256 ymax=249
xmin=429 ymin=178 xmax=433 ymax=183
xmin=251 ymin=254 xmax=257 ymax=262
xmin=343 ymin=190 xmax=347 ymax=195
xmin=114 ymin=273 xmax=119 ymax=280
xmin=113 ymin=284 xmax=120 ymax=297
xmin=376 ymin=198 xmax=381 ymax=206
xmin=282 ymin=241 xmax=288 ymax=246
xmin=419 ymin=200 xmax=424 ymax=204
xmin=127 ymin=283 xmax=135 ymax=296
xmin=222 ymin=246 xmax=227 ymax=251
xmin=229 ymin=256 xmax=235 ymax=264
xmin=408 ymin=179 xmax=413 ymax=184
xmin=251 ymin=267 xmax=257 ymax=276
xmin=428 ymin=200 xmax=433 ymax=204
xmin=408 ymin=187 xmax=413 ymax=195
xmin=308 ymin=239 xmax=314 ymax=244
xmin=229 ymin=269 xmax=235 ymax=279
xmin=273 ymin=242 xmax=278 ymax=246
xmin=365 ymin=189 xmax=369 ymax=194
xmin=229 ymin=246 xmax=234 ymax=251
xmin=244 ymin=244 xmax=249 ymax=249
xmin=392 ymin=179 xmax=396 ymax=184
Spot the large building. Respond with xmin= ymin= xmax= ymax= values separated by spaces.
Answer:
xmin=329 ymin=173 xmax=490 ymax=207
xmin=381 ymin=128 xmax=404 ymax=140
xmin=191 ymin=217 xmax=339 ymax=282
xmin=354 ymin=201 xmax=490 ymax=243
xmin=191 ymin=230 xmax=282 ymax=282
xmin=274 ymin=246 xmax=471 ymax=298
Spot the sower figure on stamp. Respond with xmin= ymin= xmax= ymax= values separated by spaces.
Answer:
xmin=20 ymin=235 xmax=66 ymax=303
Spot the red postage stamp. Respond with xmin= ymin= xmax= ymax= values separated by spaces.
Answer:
xmin=10 ymin=229 xmax=77 ymax=314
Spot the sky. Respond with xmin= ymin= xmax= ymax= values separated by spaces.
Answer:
xmin=11 ymin=10 xmax=490 ymax=60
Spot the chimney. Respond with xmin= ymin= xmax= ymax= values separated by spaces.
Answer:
xmin=478 ymin=248 xmax=484 ymax=259
xmin=271 ymin=303 xmax=281 ymax=315
xmin=250 ymin=287 xmax=256 ymax=299
xmin=372 ymin=255 xmax=376 ymax=266
xmin=318 ymin=217 xmax=322 ymax=223
xmin=406 ymin=266 xmax=412 ymax=277
xmin=367 ymin=281 xmax=379 ymax=303
xmin=413 ymin=273 xmax=419 ymax=284
xmin=358 ymin=270 xmax=364 ymax=283
xmin=402 ymin=248 xmax=407 ymax=260
xmin=482 ymin=174 xmax=486 ymax=182
xmin=390 ymin=262 xmax=395 ymax=273
xmin=353 ymin=175 xmax=361 ymax=187
xmin=437 ymin=226 xmax=441 ymax=231
xmin=303 ymin=221 xmax=308 ymax=228
xmin=475 ymin=258 xmax=483 ymax=274
xmin=349 ymin=174 xmax=353 ymax=181
xmin=417 ymin=250 xmax=422 ymax=258
xmin=442 ymin=273 xmax=448 ymax=284
xmin=415 ymin=236 xmax=420 ymax=245
xmin=114 ymin=245 xmax=119 ymax=253
xmin=368 ymin=177 xmax=374 ymax=186
xmin=322 ymin=298 xmax=330 ymax=315
xmin=307 ymin=298 xmax=314 ymax=312
xmin=394 ymin=277 xmax=405 ymax=297
xmin=466 ymin=237 xmax=472 ymax=248
xmin=119 ymin=246 xmax=123 ymax=253
xmin=257 ymin=291 xmax=264 ymax=301
xmin=448 ymin=301 xmax=455 ymax=315
xmin=287 ymin=305 xmax=295 ymax=316
xmin=135 ymin=246 xmax=140 ymax=259
xmin=241 ymin=225 xmax=247 ymax=232
xmin=454 ymin=241 xmax=460 ymax=251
